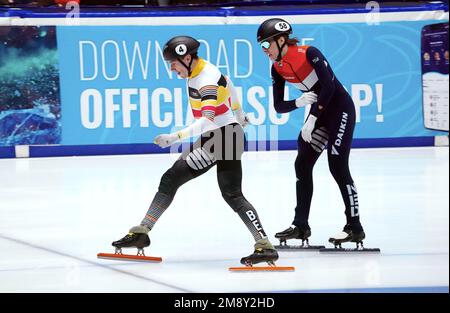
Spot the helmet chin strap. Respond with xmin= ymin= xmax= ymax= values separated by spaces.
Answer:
xmin=275 ymin=39 xmax=287 ymax=62
xmin=178 ymin=57 xmax=195 ymax=76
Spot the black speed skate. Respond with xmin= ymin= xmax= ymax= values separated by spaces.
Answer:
xmin=229 ymin=238 xmax=295 ymax=272
xmin=240 ymin=248 xmax=279 ymax=266
xmin=320 ymin=224 xmax=380 ymax=253
xmin=328 ymin=224 xmax=365 ymax=247
xmin=274 ymin=225 xmax=324 ymax=251
xmin=240 ymin=238 xmax=279 ymax=266
xmin=112 ymin=232 xmax=150 ymax=256
xmin=98 ymin=225 xmax=162 ymax=262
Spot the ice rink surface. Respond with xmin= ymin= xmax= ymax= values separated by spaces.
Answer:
xmin=0 ymin=147 xmax=448 ymax=293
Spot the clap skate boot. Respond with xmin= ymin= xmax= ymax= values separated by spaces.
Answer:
xmin=274 ymin=225 xmax=325 ymax=250
xmin=97 ymin=226 xmax=162 ymax=262
xmin=240 ymin=239 xmax=279 ymax=266
xmin=320 ymin=224 xmax=380 ymax=253
xmin=112 ymin=232 xmax=150 ymax=256
xmin=229 ymin=238 xmax=295 ymax=272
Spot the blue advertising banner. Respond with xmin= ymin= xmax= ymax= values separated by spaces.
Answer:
xmin=56 ymin=20 xmax=445 ymax=147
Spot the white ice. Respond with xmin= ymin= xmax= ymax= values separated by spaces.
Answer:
xmin=0 ymin=147 xmax=448 ymax=293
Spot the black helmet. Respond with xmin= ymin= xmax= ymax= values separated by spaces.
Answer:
xmin=257 ymin=18 xmax=292 ymax=43
xmin=163 ymin=36 xmax=200 ymax=61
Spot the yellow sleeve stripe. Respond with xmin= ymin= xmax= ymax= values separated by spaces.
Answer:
xmin=201 ymin=99 xmax=218 ymax=107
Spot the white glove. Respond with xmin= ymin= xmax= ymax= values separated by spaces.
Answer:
xmin=295 ymin=91 xmax=318 ymax=108
xmin=301 ymin=115 xmax=318 ymax=143
xmin=234 ymin=108 xmax=250 ymax=128
xmin=154 ymin=133 xmax=179 ymax=148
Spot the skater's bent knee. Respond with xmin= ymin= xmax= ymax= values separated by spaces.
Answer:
xmin=158 ymin=168 xmax=181 ymax=195
xmin=221 ymin=190 xmax=245 ymax=212
xmin=221 ymin=190 xmax=241 ymax=202
xmin=158 ymin=160 xmax=194 ymax=194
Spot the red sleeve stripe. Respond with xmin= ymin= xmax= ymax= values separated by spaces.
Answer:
xmin=192 ymin=103 xmax=229 ymax=118
xmin=201 ymin=105 xmax=218 ymax=112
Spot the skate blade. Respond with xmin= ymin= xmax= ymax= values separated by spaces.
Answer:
xmin=229 ymin=266 xmax=295 ymax=272
xmin=275 ymin=244 xmax=325 ymax=251
xmin=97 ymin=252 xmax=162 ymax=262
xmin=320 ymin=248 xmax=380 ymax=253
